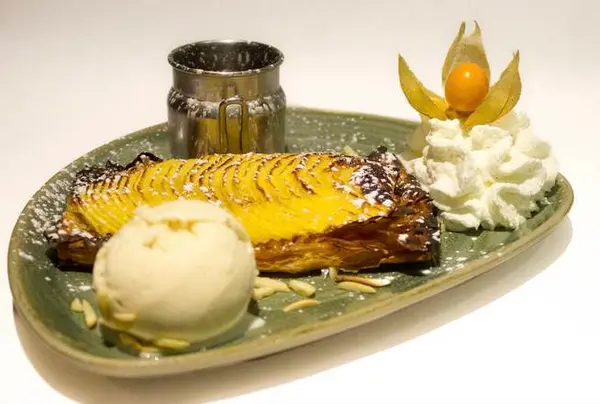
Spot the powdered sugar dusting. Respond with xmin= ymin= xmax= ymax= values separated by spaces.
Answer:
xmin=349 ymin=160 xmax=396 ymax=209
xmin=18 ymin=250 xmax=35 ymax=261
xmin=9 ymin=111 xmax=554 ymax=344
xmin=5 ymin=110 xmax=567 ymax=362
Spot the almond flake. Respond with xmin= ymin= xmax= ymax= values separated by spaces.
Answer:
xmin=254 ymin=277 xmax=290 ymax=292
xmin=253 ymin=286 xmax=276 ymax=300
xmin=337 ymin=281 xmax=377 ymax=294
xmin=140 ymin=346 xmax=160 ymax=354
xmin=328 ymin=267 xmax=339 ymax=280
xmin=343 ymin=145 xmax=360 ymax=156
xmin=154 ymin=338 xmax=190 ymax=350
xmin=81 ymin=299 xmax=98 ymax=328
xmin=113 ymin=312 xmax=136 ymax=323
xmin=288 ymin=280 xmax=316 ymax=297
xmin=70 ymin=298 xmax=83 ymax=313
xmin=118 ymin=333 xmax=142 ymax=350
xmin=335 ymin=275 xmax=391 ymax=287
xmin=283 ymin=299 xmax=320 ymax=312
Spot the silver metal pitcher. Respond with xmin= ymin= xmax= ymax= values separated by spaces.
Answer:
xmin=167 ymin=40 xmax=286 ymax=157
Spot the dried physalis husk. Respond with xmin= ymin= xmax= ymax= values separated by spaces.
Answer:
xmin=442 ymin=21 xmax=491 ymax=85
xmin=464 ymin=51 xmax=521 ymax=129
xmin=398 ymin=55 xmax=448 ymax=120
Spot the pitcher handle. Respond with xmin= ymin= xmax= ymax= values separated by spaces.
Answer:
xmin=217 ymin=96 xmax=250 ymax=153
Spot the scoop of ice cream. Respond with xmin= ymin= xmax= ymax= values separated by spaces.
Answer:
xmin=92 ymin=200 xmax=257 ymax=346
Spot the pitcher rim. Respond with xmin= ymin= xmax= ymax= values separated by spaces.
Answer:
xmin=168 ymin=39 xmax=284 ymax=77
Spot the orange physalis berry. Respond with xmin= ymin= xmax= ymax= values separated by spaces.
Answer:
xmin=444 ymin=62 xmax=489 ymax=113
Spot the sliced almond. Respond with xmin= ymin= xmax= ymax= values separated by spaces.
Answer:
xmin=337 ymin=281 xmax=377 ymax=294
xmin=70 ymin=298 xmax=83 ymax=313
xmin=328 ymin=267 xmax=339 ymax=280
xmin=253 ymin=286 xmax=276 ymax=300
xmin=154 ymin=338 xmax=190 ymax=350
xmin=113 ymin=312 xmax=136 ymax=323
xmin=118 ymin=332 xmax=142 ymax=350
xmin=96 ymin=293 xmax=111 ymax=319
xmin=343 ymin=145 xmax=360 ymax=157
xmin=254 ymin=277 xmax=290 ymax=292
xmin=283 ymin=299 xmax=320 ymax=312
xmin=81 ymin=299 xmax=98 ymax=328
xmin=335 ymin=274 xmax=391 ymax=287
xmin=140 ymin=346 xmax=160 ymax=354
xmin=288 ymin=280 xmax=316 ymax=297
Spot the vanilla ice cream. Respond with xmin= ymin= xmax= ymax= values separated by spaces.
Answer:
xmin=92 ymin=200 xmax=257 ymax=346
xmin=400 ymin=111 xmax=558 ymax=231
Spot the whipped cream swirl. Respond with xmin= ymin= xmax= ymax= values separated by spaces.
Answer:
xmin=400 ymin=112 xmax=558 ymax=231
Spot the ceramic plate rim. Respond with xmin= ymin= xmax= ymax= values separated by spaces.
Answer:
xmin=7 ymin=107 xmax=574 ymax=378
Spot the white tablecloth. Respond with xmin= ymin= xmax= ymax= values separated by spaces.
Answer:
xmin=1 ymin=1 xmax=597 ymax=403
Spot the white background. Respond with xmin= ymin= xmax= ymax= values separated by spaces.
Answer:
xmin=1 ymin=0 xmax=597 ymax=403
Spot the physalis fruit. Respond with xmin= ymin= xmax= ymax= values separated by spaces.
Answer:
xmin=398 ymin=21 xmax=521 ymax=128
xmin=444 ymin=62 xmax=489 ymax=113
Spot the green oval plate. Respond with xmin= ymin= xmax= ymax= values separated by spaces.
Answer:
xmin=8 ymin=107 xmax=573 ymax=378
